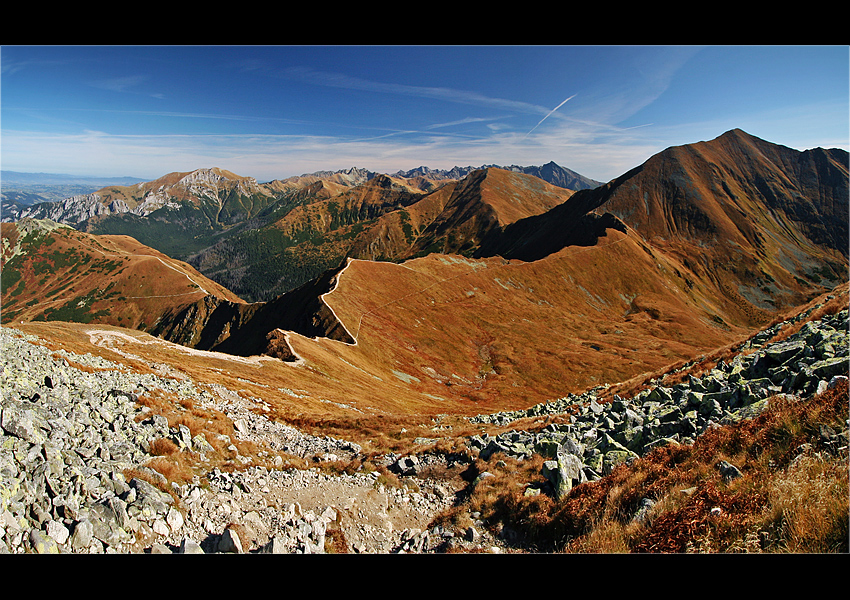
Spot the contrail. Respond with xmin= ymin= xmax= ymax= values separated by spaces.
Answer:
xmin=524 ymin=94 xmax=576 ymax=139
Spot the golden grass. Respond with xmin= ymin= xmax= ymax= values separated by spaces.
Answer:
xmin=429 ymin=379 xmax=849 ymax=554
xmin=763 ymin=453 xmax=849 ymax=552
xmin=768 ymin=292 xmax=847 ymax=345
xmin=6 ymin=277 xmax=846 ymax=553
xmin=143 ymin=456 xmax=197 ymax=487
xmin=325 ymin=514 xmax=351 ymax=554
xmin=149 ymin=438 xmax=180 ymax=456
xmin=601 ymin=283 xmax=848 ymax=403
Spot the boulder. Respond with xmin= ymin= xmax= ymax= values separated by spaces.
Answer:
xmin=764 ymin=340 xmax=807 ymax=365
xmin=542 ymin=451 xmax=585 ymax=499
xmin=716 ymin=460 xmax=743 ymax=481
xmin=602 ymin=449 xmax=636 ymax=475
xmin=179 ymin=538 xmax=205 ymax=554
xmin=218 ymin=527 xmax=244 ymax=553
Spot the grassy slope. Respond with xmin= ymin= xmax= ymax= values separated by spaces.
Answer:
xmin=1 ymin=222 xmax=243 ymax=331
xmin=303 ymin=227 xmax=750 ymax=414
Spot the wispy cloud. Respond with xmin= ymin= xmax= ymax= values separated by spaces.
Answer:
xmin=1 ymin=59 xmax=34 ymax=76
xmin=2 ymin=105 xmax=312 ymax=126
xmin=425 ymin=116 xmax=507 ymax=130
xmin=89 ymin=75 xmax=149 ymax=93
xmin=1 ymin=125 xmax=658 ymax=183
xmin=0 ymin=56 xmax=67 ymax=76
xmin=87 ymin=74 xmax=169 ymax=101
xmin=7 ymin=46 xmax=840 ymax=185
xmin=280 ymin=67 xmax=555 ymax=117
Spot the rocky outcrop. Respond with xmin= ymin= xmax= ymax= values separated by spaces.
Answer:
xmin=467 ymin=304 xmax=849 ymax=498
xmin=1 ymin=328 xmax=181 ymax=553
xmin=1 ymin=167 xmax=270 ymax=226
xmin=393 ymin=162 xmax=603 ymax=191
xmin=8 ymin=194 xmax=130 ymax=224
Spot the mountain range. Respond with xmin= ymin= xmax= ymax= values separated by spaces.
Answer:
xmin=1 ymin=129 xmax=847 ymax=414
xmin=1 ymin=171 xmax=147 ymax=209
xmin=1 ymin=160 xmax=600 ymax=302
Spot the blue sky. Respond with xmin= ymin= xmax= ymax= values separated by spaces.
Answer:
xmin=1 ymin=45 xmax=847 ymax=183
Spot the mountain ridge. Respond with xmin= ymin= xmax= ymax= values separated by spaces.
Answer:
xmin=0 ymin=218 xmax=243 ymax=332
xmin=2 ymin=129 xmax=847 ymax=409
xmin=0 ymin=160 xmax=599 ymax=226
xmin=152 ymin=130 xmax=847 ymax=394
xmin=390 ymin=161 xmax=604 ymax=190
xmin=1 ymin=128 xmax=847 ymax=556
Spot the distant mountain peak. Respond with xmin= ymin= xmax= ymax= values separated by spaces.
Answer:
xmin=392 ymin=162 xmax=603 ymax=191
xmin=176 ymin=167 xmax=258 ymax=188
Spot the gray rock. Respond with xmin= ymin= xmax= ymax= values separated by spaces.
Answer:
xmin=810 ymin=357 xmax=848 ymax=380
xmin=130 ymin=478 xmax=173 ymax=516
xmin=542 ymin=451 xmax=585 ymax=499
xmin=602 ymin=449 xmax=636 ymax=475
xmin=828 ymin=375 xmax=848 ymax=389
xmin=29 ymin=529 xmax=60 ymax=554
xmin=263 ymin=536 xmax=288 ymax=554
xmin=46 ymin=519 xmax=70 ymax=545
xmin=70 ymin=519 xmax=94 ymax=550
xmin=179 ymin=538 xmax=205 ymax=554
xmin=764 ymin=340 xmax=807 ymax=365
xmin=218 ymin=527 xmax=244 ymax=553
xmin=1 ymin=405 xmax=48 ymax=445
xmin=716 ymin=460 xmax=743 ymax=481
xmin=631 ymin=497 xmax=655 ymax=524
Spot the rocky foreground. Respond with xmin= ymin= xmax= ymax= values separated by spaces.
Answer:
xmin=1 ymin=297 xmax=848 ymax=554
xmin=0 ymin=327 xmax=457 ymax=554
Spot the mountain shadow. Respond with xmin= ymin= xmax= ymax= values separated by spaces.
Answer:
xmin=150 ymin=266 xmax=354 ymax=361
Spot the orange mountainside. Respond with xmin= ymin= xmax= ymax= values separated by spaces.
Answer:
xmin=1 ymin=220 xmax=242 ymax=331
xmin=1 ymin=129 xmax=847 ymax=421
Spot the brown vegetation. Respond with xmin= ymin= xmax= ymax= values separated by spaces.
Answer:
xmin=433 ymin=380 xmax=848 ymax=553
xmin=1 ymin=222 xmax=242 ymax=331
xmin=2 ymin=130 xmax=846 ymax=553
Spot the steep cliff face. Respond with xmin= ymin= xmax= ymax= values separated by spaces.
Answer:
xmin=9 ymin=193 xmax=133 ymax=223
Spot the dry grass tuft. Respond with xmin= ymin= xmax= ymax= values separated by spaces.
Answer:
xmin=763 ymin=452 xmax=849 ymax=552
xmin=325 ymin=515 xmax=350 ymax=554
xmin=149 ymin=438 xmax=179 ymax=456
xmin=144 ymin=455 xmax=197 ymax=487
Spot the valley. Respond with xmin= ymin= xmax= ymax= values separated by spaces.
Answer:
xmin=1 ymin=128 xmax=847 ymax=554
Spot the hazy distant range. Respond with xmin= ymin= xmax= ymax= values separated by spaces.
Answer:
xmin=1 ymin=171 xmax=147 ymax=207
